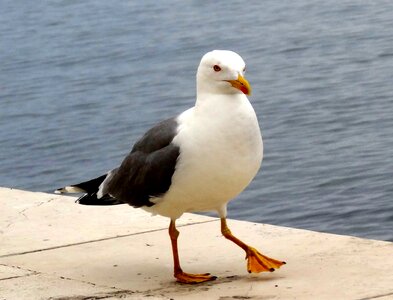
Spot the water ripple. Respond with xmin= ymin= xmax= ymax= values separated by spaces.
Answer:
xmin=1 ymin=0 xmax=393 ymax=241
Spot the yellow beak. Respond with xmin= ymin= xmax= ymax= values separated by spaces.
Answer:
xmin=227 ymin=74 xmax=251 ymax=95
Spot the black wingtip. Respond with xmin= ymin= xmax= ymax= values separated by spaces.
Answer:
xmin=77 ymin=193 xmax=124 ymax=206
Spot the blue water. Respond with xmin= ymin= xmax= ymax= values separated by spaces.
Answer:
xmin=1 ymin=0 xmax=392 ymax=241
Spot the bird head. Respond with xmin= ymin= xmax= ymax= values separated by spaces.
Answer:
xmin=197 ymin=50 xmax=251 ymax=96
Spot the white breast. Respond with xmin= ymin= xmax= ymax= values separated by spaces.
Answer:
xmin=145 ymin=94 xmax=263 ymax=219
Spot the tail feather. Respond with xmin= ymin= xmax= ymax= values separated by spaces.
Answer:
xmin=55 ymin=174 xmax=107 ymax=194
xmin=55 ymin=174 xmax=124 ymax=206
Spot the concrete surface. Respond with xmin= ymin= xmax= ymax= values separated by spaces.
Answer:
xmin=0 ymin=187 xmax=392 ymax=300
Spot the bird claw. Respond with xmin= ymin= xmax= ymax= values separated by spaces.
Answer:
xmin=246 ymin=247 xmax=286 ymax=273
xmin=175 ymin=271 xmax=217 ymax=284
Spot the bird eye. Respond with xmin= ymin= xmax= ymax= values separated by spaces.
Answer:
xmin=213 ymin=65 xmax=221 ymax=72
xmin=243 ymin=67 xmax=246 ymax=72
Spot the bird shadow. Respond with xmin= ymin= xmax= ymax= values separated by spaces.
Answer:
xmin=161 ymin=272 xmax=285 ymax=293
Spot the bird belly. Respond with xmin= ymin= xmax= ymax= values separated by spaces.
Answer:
xmin=144 ymin=102 xmax=263 ymax=219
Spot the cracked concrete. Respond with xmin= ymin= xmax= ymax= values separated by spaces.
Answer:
xmin=1 ymin=187 xmax=393 ymax=300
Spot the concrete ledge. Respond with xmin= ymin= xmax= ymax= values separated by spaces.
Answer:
xmin=1 ymin=187 xmax=392 ymax=299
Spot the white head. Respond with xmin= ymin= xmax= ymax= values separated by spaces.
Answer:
xmin=196 ymin=50 xmax=251 ymax=96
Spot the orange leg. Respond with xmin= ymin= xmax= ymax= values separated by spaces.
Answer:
xmin=221 ymin=218 xmax=286 ymax=273
xmin=169 ymin=220 xmax=217 ymax=284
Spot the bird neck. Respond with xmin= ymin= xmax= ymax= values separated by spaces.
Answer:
xmin=194 ymin=92 xmax=249 ymax=115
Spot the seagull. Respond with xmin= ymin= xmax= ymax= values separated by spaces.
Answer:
xmin=56 ymin=50 xmax=285 ymax=284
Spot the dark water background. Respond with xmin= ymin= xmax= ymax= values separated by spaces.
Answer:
xmin=1 ymin=1 xmax=392 ymax=241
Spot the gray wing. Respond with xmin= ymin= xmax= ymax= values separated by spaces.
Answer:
xmin=104 ymin=117 xmax=180 ymax=207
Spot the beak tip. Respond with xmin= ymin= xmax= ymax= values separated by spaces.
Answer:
xmin=226 ymin=75 xmax=251 ymax=95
